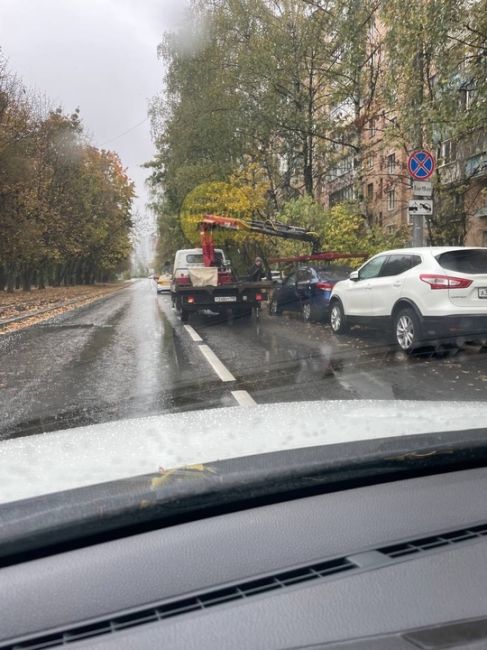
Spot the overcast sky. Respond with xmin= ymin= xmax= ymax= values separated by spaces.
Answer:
xmin=0 ymin=0 xmax=186 ymax=229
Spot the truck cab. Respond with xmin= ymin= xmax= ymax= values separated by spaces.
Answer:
xmin=172 ymin=248 xmax=230 ymax=282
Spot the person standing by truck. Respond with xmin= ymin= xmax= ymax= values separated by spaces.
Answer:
xmin=248 ymin=256 xmax=267 ymax=282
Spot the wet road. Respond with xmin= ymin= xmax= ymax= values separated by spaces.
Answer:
xmin=1 ymin=279 xmax=487 ymax=439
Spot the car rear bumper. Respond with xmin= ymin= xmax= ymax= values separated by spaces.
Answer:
xmin=422 ymin=315 xmax=487 ymax=339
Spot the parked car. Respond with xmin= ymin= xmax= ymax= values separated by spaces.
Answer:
xmin=156 ymin=274 xmax=171 ymax=294
xmin=329 ymin=247 xmax=487 ymax=352
xmin=269 ymin=264 xmax=353 ymax=322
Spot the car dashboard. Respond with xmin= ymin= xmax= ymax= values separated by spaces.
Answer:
xmin=1 ymin=465 xmax=487 ymax=649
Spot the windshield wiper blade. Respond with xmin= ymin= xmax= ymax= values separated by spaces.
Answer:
xmin=1 ymin=427 xmax=487 ymax=566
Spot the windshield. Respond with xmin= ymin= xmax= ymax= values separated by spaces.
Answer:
xmin=1 ymin=0 xmax=487 ymax=508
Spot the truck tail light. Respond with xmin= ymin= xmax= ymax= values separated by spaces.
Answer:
xmin=316 ymin=281 xmax=333 ymax=291
xmin=255 ymin=293 xmax=264 ymax=301
xmin=187 ymin=296 xmax=195 ymax=304
xmin=419 ymin=274 xmax=472 ymax=290
xmin=175 ymin=276 xmax=190 ymax=286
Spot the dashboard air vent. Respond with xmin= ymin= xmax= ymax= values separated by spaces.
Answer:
xmin=379 ymin=522 xmax=487 ymax=559
xmin=4 ymin=557 xmax=355 ymax=650
xmin=5 ymin=523 xmax=487 ymax=650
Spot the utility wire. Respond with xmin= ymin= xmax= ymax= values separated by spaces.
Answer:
xmin=99 ymin=116 xmax=149 ymax=147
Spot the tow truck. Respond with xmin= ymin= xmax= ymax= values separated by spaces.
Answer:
xmin=171 ymin=214 xmax=319 ymax=322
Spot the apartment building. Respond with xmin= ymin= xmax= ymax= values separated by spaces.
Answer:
xmin=319 ymin=111 xmax=487 ymax=246
xmin=320 ymin=112 xmax=413 ymax=237
xmin=436 ymin=130 xmax=487 ymax=246
xmin=317 ymin=9 xmax=487 ymax=247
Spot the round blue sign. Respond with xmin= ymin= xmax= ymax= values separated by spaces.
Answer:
xmin=407 ymin=150 xmax=435 ymax=180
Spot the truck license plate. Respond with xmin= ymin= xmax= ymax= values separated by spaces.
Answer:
xmin=214 ymin=296 xmax=237 ymax=303
xmin=479 ymin=288 xmax=487 ymax=298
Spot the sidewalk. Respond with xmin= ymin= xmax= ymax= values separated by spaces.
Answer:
xmin=0 ymin=283 xmax=129 ymax=335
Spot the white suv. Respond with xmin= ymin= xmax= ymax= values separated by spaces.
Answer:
xmin=329 ymin=247 xmax=487 ymax=352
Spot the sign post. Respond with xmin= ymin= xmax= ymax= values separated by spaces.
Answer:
xmin=407 ymin=150 xmax=435 ymax=246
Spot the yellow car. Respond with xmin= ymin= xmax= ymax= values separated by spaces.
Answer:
xmin=156 ymin=274 xmax=171 ymax=294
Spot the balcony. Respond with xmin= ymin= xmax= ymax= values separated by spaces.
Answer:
xmin=466 ymin=153 xmax=487 ymax=180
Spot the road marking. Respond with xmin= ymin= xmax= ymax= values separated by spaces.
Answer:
xmin=198 ymin=345 xmax=236 ymax=382
xmin=231 ymin=390 xmax=257 ymax=406
xmin=183 ymin=324 xmax=203 ymax=342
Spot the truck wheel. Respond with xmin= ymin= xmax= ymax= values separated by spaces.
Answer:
xmin=180 ymin=309 xmax=189 ymax=323
xmin=238 ymin=306 xmax=252 ymax=319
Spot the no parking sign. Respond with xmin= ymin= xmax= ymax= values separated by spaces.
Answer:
xmin=407 ymin=150 xmax=435 ymax=180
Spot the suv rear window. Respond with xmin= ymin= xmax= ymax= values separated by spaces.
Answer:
xmin=437 ymin=250 xmax=487 ymax=274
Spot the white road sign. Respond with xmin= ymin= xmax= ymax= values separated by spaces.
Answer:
xmin=413 ymin=181 xmax=432 ymax=196
xmin=408 ymin=200 xmax=433 ymax=216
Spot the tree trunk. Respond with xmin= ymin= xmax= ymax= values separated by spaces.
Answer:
xmin=38 ymin=265 xmax=46 ymax=290
xmin=22 ymin=266 xmax=33 ymax=292
xmin=6 ymin=264 xmax=17 ymax=293
xmin=0 ymin=265 xmax=6 ymax=292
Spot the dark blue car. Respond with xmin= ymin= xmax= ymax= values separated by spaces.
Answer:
xmin=269 ymin=265 xmax=353 ymax=322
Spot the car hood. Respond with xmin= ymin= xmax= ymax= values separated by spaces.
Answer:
xmin=1 ymin=399 xmax=487 ymax=504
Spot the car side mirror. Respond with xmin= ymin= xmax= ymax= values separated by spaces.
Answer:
xmin=350 ymin=270 xmax=359 ymax=281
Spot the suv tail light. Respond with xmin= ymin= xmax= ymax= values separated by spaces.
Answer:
xmin=420 ymin=274 xmax=472 ymax=290
xmin=316 ymin=281 xmax=333 ymax=291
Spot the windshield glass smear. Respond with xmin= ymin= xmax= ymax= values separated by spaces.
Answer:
xmin=1 ymin=0 xmax=487 ymax=506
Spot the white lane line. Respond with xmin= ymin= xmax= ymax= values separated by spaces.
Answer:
xmin=183 ymin=324 xmax=203 ymax=342
xmin=198 ymin=345 xmax=236 ymax=382
xmin=231 ymin=390 xmax=257 ymax=406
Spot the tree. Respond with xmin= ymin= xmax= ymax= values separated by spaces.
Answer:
xmin=0 ymin=54 xmax=135 ymax=291
xmin=277 ymin=196 xmax=408 ymax=258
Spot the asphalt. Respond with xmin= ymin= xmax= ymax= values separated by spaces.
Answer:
xmin=1 ymin=278 xmax=487 ymax=439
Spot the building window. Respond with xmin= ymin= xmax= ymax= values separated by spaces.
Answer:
xmin=386 ymin=224 xmax=395 ymax=234
xmin=387 ymin=187 xmax=396 ymax=210
xmin=459 ymin=84 xmax=476 ymax=112
xmin=329 ymin=154 xmax=354 ymax=179
xmin=377 ymin=211 xmax=383 ymax=226
xmin=369 ymin=119 xmax=376 ymax=137
xmin=329 ymin=185 xmax=355 ymax=207
xmin=367 ymin=183 xmax=374 ymax=200
xmin=366 ymin=153 xmax=373 ymax=169
xmin=386 ymin=153 xmax=396 ymax=174
xmin=438 ymin=140 xmax=457 ymax=165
